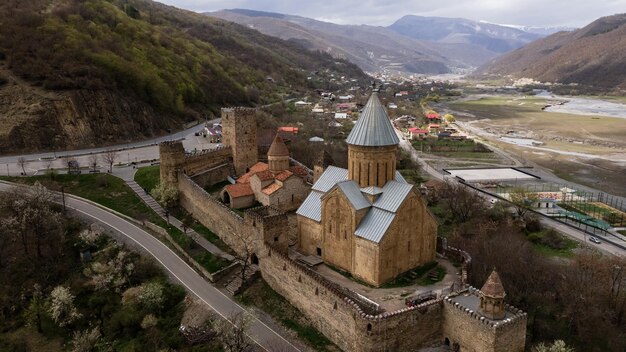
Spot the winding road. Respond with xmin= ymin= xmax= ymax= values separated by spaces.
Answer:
xmin=0 ymin=181 xmax=301 ymax=352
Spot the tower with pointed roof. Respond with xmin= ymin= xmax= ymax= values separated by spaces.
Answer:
xmin=480 ymin=270 xmax=507 ymax=320
xmin=268 ymin=134 xmax=290 ymax=174
xmin=347 ymin=92 xmax=400 ymax=188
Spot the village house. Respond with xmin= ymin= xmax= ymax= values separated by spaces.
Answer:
xmin=408 ymin=127 xmax=429 ymax=140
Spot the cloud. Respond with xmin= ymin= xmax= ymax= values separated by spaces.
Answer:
xmin=158 ymin=0 xmax=626 ymax=27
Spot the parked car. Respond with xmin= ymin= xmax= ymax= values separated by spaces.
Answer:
xmin=589 ymin=236 xmax=601 ymax=244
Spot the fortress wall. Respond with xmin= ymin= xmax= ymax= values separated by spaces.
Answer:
xmin=181 ymin=147 xmax=232 ymax=177
xmin=259 ymin=242 xmax=444 ymax=352
xmin=191 ymin=163 xmax=232 ymax=188
xmin=178 ymin=173 xmax=248 ymax=254
xmin=442 ymin=291 xmax=527 ymax=352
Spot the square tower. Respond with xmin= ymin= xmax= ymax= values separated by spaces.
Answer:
xmin=221 ymin=107 xmax=258 ymax=175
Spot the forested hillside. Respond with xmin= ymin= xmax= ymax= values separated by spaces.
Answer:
xmin=0 ymin=0 xmax=365 ymax=152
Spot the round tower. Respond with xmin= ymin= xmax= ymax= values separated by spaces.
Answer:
xmin=346 ymin=92 xmax=400 ymax=188
xmin=268 ymin=134 xmax=290 ymax=173
xmin=479 ymin=269 xmax=507 ymax=320
xmin=159 ymin=141 xmax=185 ymax=187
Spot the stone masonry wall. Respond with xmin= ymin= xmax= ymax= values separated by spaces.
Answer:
xmin=159 ymin=141 xmax=231 ymax=187
xmin=178 ymin=173 xmax=248 ymax=254
xmin=260 ymin=242 xmax=444 ymax=352
xmin=221 ymin=107 xmax=258 ymax=176
xmin=180 ymin=147 xmax=231 ymax=177
xmin=442 ymin=290 xmax=527 ymax=352
xmin=191 ymin=163 xmax=232 ymax=189
xmin=176 ymin=173 xmax=523 ymax=352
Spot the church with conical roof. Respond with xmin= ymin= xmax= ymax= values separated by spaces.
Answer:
xmin=296 ymin=92 xmax=438 ymax=286
xmin=221 ymin=134 xmax=311 ymax=210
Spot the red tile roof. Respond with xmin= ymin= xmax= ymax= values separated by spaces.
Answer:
xmin=278 ymin=126 xmax=299 ymax=134
xmin=237 ymin=162 xmax=268 ymax=184
xmin=225 ymin=183 xmax=254 ymax=198
xmin=274 ymin=170 xmax=293 ymax=181
xmin=426 ymin=113 xmax=440 ymax=119
xmin=262 ymin=183 xmax=283 ymax=195
xmin=408 ymin=128 xmax=428 ymax=134
xmin=288 ymin=165 xmax=308 ymax=177
xmin=254 ymin=170 xmax=275 ymax=182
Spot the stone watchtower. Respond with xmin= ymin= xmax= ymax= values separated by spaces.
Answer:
xmin=479 ymin=270 xmax=507 ymax=320
xmin=346 ymin=92 xmax=400 ymax=188
xmin=268 ymin=134 xmax=290 ymax=174
xmin=313 ymin=149 xmax=335 ymax=184
xmin=221 ymin=107 xmax=258 ymax=176
xmin=159 ymin=141 xmax=185 ymax=187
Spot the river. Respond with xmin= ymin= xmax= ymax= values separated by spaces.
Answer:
xmin=535 ymin=90 xmax=626 ymax=119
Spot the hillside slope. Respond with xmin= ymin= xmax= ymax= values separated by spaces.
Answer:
xmin=478 ymin=14 xmax=626 ymax=91
xmin=0 ymin=0 xmax=365 ymax=153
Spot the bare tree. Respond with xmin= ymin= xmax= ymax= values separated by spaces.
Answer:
xmin=509 ymin=187 xmax=539 ymax=218
xmin=88 ymin=154 xmax=98 ymax=173
xmin=214 ymin=311 xmax=254 ymax=352
xmin=102 ymin=150 xmax=118 ymax=173
xmin=232 ymin=231 xmax=258 ymax=292
xmin=17 ymin=156 xmax=28 ymax=175
xmin=437 ymin=181 xmax=483 ymax=222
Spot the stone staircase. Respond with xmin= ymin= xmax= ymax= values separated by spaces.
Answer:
xmin=225 ymin=264 xmax=259 ymax=295
xmin=127 ymin=180 xmax=166 ymax=217
xmin=125 ymin=179 xmax=235 ymax=261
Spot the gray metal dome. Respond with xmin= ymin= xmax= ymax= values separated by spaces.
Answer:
xmin=346 ymin=92 xmax=400 ymax=146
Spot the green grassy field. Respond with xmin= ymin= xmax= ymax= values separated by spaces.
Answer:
xmin=134 ymin=165 xmax=160 ymax=192
xmin=0 ymin=173 xmax=161 ymax=223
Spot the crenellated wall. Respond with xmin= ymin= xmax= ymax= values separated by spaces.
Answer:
xmin=181 ymin=147 xmax=232 ymax=177
xmin=159 ymin=141 xmax=232 ymax=187
xmin=259 ymin=241 xmax=445 ymax=352
xmin=171 ymin=160 xmax=525 ymax=352
xmin=442 ymin=287 xmax=527 ymax=352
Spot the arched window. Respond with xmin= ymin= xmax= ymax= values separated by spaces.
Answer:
xmin=315 ymin=288 xmax=319 ymax=296
xmin=298 ymin=275 xmax=302 ymax=283
xmin=333 ymin=302 xmax=338 ymax=310
xmin=366 ymin=323 xmax=372 ymax=334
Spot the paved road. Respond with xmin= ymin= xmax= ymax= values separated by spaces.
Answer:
xmin=0 ymin=122 xmax=209 ymax=164
xmin=0 ymin=122 xmax=223 ymax=177
xmin=0 ymin=182 xmax=300 ymax=351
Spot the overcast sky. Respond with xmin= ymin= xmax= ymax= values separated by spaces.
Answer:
xmin=157 ymin=0 xmax=626 ymax=27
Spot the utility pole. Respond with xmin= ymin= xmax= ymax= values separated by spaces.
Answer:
xmin=61 ymin=186 xmax=66 ymax=212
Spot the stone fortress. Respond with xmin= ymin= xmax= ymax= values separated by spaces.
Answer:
xmin=158 ymin=94 xmax=528 ymax=352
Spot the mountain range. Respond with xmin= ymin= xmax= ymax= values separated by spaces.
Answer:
xmin=0 ymin=0 xmax=366 ymax=152
xmin=478 ymin=14 xmax=626 ymax=91
xmin=209 ymin=10 xmax=555 ymax=74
